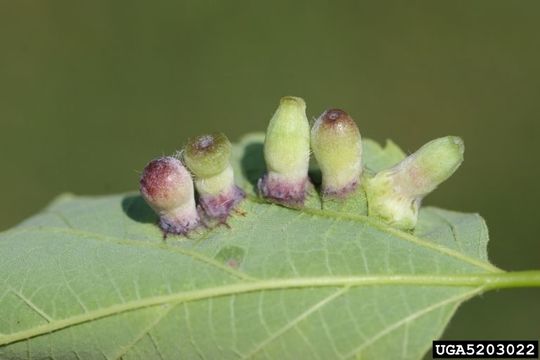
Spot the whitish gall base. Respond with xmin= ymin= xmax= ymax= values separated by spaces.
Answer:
xmin=199 ymin=185 xmax=245 ymax=220
xmin=322 ymin=180 xmax=359 ymax=199
xmin=158 ymin=209 xmax=201 ymax=235
xmin=257 ymin=173 xmax=310 ymax=208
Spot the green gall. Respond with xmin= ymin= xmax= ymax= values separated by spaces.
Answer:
xmin=139 ymin=156 xmax=200 ymax=235
xmin=263 ymin=96 xmax=310 ymax=180
xmin=184 ymin=133 xmax=232 ymax=178
xmin=184 ymin=133 xmax=245 ymax=219
xmin=311 ymin=109 xmax=363 ymax=197
xmin=365 ymin=136 xmax=464 ymax=230
xmin=258 ymin=96 xmax=312 ymax=207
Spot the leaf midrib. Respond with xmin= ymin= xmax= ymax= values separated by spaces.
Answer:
xmin=4 ymin=271 xmax=538 ymax=347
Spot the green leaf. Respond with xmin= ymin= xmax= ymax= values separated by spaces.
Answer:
xmin=0 ymin=134 xmax=524 ymax=360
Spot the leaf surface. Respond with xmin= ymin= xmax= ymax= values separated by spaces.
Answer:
xmin=0 ymin=135 xmax=498 ymax=360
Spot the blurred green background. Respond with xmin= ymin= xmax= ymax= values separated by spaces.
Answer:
xmin=1 ymin=0 xmax=538 ymax=346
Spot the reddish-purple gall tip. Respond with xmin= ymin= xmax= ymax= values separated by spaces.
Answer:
xmin=140 ymin=156 xmax=200 ymax=235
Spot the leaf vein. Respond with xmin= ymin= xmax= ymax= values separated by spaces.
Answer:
xmin=246 ymin=197 xmax=499 ymax=273
xmin=9 ymin=287 xmax=54 ymax=323
xmin=343 ymin=287 xmax=484 ymax=358
xmin=111 ymin=304 xmax=173 ymax=360
xmin=241 ymin=287 xmax=349 ymax=359
xmin=8 ymin=226 xmax=256 ymax=281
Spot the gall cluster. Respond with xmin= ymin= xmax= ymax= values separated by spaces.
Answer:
xmin=140 ymin=96 xmax=464 ymax=236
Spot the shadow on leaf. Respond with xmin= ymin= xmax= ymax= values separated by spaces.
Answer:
xmin=121 ymin=195 xmax=157 ymax=224
xmin=241 ymin=142 xmax=266 ymax=192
